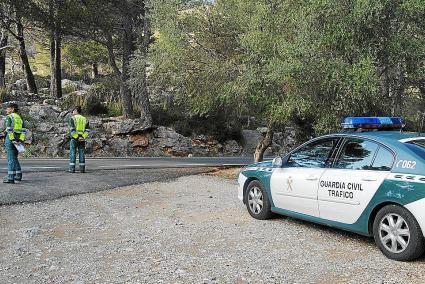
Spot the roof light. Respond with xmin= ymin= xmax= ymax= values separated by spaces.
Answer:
xmin=342 ymin=117 xmax=404 ymax=130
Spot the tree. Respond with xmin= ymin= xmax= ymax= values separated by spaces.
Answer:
xmin=0 ymin=15 xmax=9 ymax=88
xmin=62 ymin=40 xmax=108 ymax=79
xmin=150 ymin=0 xmax=425 ymax=161
xmin=0 ymin=0 xmax=38 ymax=93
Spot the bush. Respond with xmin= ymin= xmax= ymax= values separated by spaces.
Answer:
xmin=84 ymin=94 xmax=108 ymax=115
xmin=107 ymin=102 xmax=122 ymax=117
xmin=34 ymin=75 xmax=50 ymax=89
xmin=151 ymin=104 xmax=242 ymax=142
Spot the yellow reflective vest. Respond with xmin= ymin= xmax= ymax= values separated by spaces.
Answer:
xmin=70 ymin=114 xmax=89 ymax=139
xmin=6 ymin=113 xmax=26 ymax=142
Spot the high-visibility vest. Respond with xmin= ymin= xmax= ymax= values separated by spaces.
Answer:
xmin=6 ymin=113 xmax=26 ymax=142
xmin=71 ymin=114 xmax=89 ymax=139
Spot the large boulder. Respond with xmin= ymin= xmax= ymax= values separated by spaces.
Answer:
xmin=224 ymin=140 xmax=243 ymax=155
xmin=28 ymin=104 xmax=61 ymax=121
xmin=103 ymin=118 xmax=152 ymax=135
xmin=153 ymin=126 xmax=192 ymax=156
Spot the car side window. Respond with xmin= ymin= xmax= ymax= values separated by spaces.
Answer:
xmin=334 ymin=138 xmax=379 ymax=170
xmin=286 ymin=138 xmax=339 ymax=168
xmin=370 ymin=146 xmax=394 ymax=171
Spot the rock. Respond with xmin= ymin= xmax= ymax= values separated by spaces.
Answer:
xmin=104 ymin=119 xmax=134 ymax=135
xmin=39 ymin=88 xmax=50 ymax=94
xmin=61 ymin=79 xmax=80 ymax=91
xmin=154 ymin=127 xmax=192 ymax=156
xmin=103 ymin=118 xmax=152 ymax=135
xmin=107 ymin=137 xmax=130 ymax=156
xmin=86 ymin=138 xmax=104 ymax=153
xmin=12 ymin=79 xmax=27 ymax=91
xmin=43 ymin=99 xmax=56 ymax=106
xmin=59 ymin=110 xmax=71 ymax=120
xmin=223 ymin=140 xmax=242 ymax=155
xmin=28 ymin=104 xmax=60 ymax=121
xmin=129 ymin=134 xmax=149 ymax=147
xmin=0 ymin=115 xmax=5 ymax=130
xmin=37 ymin=123 xmax=54 ymax=133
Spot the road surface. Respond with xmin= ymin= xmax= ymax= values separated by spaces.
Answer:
xmin=0 ymin=156 xmax=273 ymax=205
xmin=0 ymin=156 xmax=267 ymax=173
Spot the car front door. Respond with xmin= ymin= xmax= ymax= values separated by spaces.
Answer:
xmin=318 ymin=138 xmax=394 ymax=224
xmin=270 ymin=137 xmax=341 ymax=217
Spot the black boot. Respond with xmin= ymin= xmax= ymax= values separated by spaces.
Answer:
xmin=69 ymin=167 xmax=75 ymax=173
xmin=3 ymin=177 xmax=14 ymax=184
xmin=79 ymin=166 xmax=85 ymax=173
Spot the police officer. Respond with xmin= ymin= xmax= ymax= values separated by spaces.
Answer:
xmin=69 ymin=106 xmax=90 ymax=173
xmin=3 ymin=103 xmax=26 ymax=184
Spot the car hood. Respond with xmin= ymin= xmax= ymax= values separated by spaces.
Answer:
xmin=247 ymin=161 xmax=273 ymax=168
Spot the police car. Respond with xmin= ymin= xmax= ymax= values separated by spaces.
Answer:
xmin=238 ymin=117 xmax=425 ymax=261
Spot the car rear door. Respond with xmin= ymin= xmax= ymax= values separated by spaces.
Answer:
xmin=318 ymin=138 xmax=394 ymax=224
xmin=270 ymin=137 xmax=341 ymax=217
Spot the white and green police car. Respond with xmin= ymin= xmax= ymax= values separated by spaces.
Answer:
xmin=238 ymin=117 xmax=425 ymax=261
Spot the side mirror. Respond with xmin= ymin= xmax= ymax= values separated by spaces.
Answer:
xmin=272 ymin=157 xmax=283 ymax=167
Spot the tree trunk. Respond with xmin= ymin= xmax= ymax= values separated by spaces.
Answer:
xmin=54 ymin=28 xmax=62 ymax=98
xmin=49 ymin=31 xmax=56 ymax=96
xmin=16 ymin=17 xmax=37 ymax=94
xmin=0 ymin=31 xmax=7 ymax=88
xmin=139 ymin=2 xmax=152 ymax=126
xmin=391 ymin=61 xmax=404 ymax=116
xmin=120 ymin=24 xmax=134 ymax=118
xmin=254 ymin=126 xmax=274 ymax=163
xmin=91 ymin=62 xmax=98 ymax=79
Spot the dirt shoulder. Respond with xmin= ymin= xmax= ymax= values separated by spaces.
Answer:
xmin=1 ymin=175 xmax=424 ymax=283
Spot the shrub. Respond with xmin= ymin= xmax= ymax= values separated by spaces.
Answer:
xmin=84 ymin=94 xmax=108 ymax=115
xmin=107 ymin=102 xmax=122 ymax=117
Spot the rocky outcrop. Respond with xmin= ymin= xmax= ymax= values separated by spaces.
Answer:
xmin=1 ymin=80 xmax=295 ymax=158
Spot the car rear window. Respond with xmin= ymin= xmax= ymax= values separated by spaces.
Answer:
xmin=404 ymin=140 xmax=425 ymax=160
xmin=408 ymin=140 xmax=425 ymax=149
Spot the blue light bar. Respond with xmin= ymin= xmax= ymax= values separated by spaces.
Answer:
xmin=342 ymin=117 xmax=404 ymax=129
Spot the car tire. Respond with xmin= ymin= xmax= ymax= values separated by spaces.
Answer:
xmin=245 ymin=180 xmax=273 ymax=220
xmin=373 ymin=204 xmax=425 ymax=261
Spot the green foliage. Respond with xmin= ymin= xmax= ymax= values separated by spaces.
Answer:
xmin=106 ymin=102 xmax=122 ymax=117
xmin=150 ymin=0 xmax=425 ymax=138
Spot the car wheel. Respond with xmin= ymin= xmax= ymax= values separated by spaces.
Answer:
xmin=373 ymin=204 xmax=425 ymax=261
xmin=245 ymin=180 xmax=273 ymax=220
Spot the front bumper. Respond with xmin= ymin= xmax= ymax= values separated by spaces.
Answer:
xmin=238 ymin=172 xmax=248 ymax=202
xmin=406 ymin=198 xmax=425 ymax=237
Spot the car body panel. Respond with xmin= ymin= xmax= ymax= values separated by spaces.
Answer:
xmin=238 ymin=131 xmax=425 ymax=236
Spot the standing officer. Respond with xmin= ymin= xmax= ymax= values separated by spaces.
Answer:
xmin=68 ymin=106 xmax=90 ymax=173
xmin=3 ymin=103 xmax=26 ymax=184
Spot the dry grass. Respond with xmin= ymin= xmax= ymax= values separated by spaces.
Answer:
xmin=207 ymin=167 xmax=243 ymax=180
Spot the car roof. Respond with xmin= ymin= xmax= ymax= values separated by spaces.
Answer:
xmin=327 ymin=131 xmax=423 ymax=148
xmin=318 ymin=131 xmax=425 ymax=174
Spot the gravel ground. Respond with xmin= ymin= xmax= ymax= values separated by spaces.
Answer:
xmin=1 ymin=175 xmax=425 ymax=283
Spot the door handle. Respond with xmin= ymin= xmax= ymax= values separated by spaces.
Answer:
xmin=362 ymin=177 xmax=377 ymax=181
xmin=306 ymin=176 xmax=318 ymax=181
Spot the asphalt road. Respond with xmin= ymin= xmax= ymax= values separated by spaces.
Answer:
xmin=0 ymin=168 xmax=213 ymax=205
xmin=0 ymin=156 xmax=263 ymax=173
